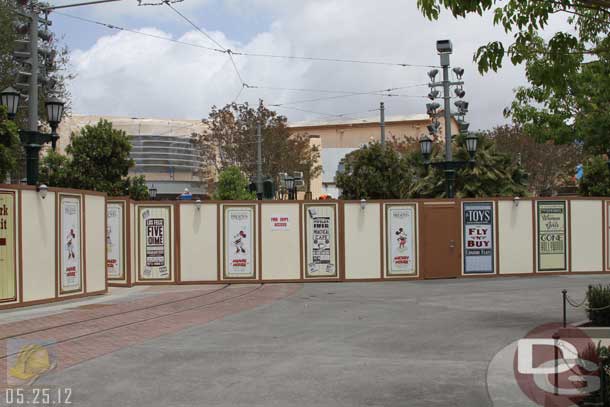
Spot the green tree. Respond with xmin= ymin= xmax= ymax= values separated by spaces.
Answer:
xmin=491 ymin=125 xmax=584 ymax=196
xmin=213 ymin=166 xmax=256 ymax=200
xmin=417 ymin=0 xmax=610 ymax=153
xmin=336 ymin=143 xmax=413 ymax=199
xmin=579 ymin=156 xmax=610 ymax=196
xmin=408 ymin=134 xmax=529 ymax=198
xmin=196 ymin=101 xmax=321 ymax=193
xmin=0 ymin=106 xmax=21 ymax=182
xmin=39 ymin=119 xmax=148 ymax=200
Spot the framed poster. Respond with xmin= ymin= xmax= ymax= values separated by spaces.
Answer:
xmin=304 ymin=205 xmax=338 ymax=278
xmin=59 ymin=195 xmax=83 ymax=294
xmin=0 ymin=191 xmax=16 ymax=303
xmin=537 ymin=201 xmax=567 ymax=271
xmin=138 ymin=206 xmax=172 ymax=281
xmin=385 ymin=204 xmax=417 ymax=276
xmin=106 ymin=202 xmax=125 ymax=280
xmin=223 ymin=206 xmax=256 ymax=279
xmin=463 ymin=202 xmax=495 ymax=274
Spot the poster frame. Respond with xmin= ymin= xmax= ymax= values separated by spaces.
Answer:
xmin=0 ymin=190 xmax=17 ymax=303
xmin=303 ymin=203 xmax=339 ymax=279
xmin=137 ymin=204 xmax=173 ymax=282
xmin=607 ymin=201 xmax=610 ymax=272
xmin=222 ymin=204 xmax=257 ymax=280
xmin=462 ymin=201 xmax=495 ymax=275
xmin=57 ymin=193 xmax=84 ymax=295
xmin=384 ymin=203 xmax=418 ymax=277
xmin=106 ymin=200 xmax=126 ymax=281
xmin=537 ymin=200 xmax=568 ymax=272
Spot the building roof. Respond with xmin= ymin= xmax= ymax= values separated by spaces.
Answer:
xmin=58 ymin=115 xmax=206 ymax=139
xmin=288 ymin=114 xmax=431 ymax=129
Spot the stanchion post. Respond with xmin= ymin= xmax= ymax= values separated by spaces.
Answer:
xmin=553 ymin=332 xmax=560 ymax=396
xmin=562 ymin=289 xmax=567 ymax=328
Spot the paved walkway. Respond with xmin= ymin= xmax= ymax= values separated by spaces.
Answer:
xmin=1 ymin=275 xmax=609 ymax=406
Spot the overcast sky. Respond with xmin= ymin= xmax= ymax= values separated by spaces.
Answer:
xmin=47 ymin=0 xmax=571 ymax=130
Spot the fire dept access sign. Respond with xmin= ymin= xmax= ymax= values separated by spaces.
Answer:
xmin=463 ymin=202 xmax=495 ymax=274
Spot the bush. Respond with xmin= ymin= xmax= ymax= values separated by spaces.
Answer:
xmin=587 ymin=285 xmax=610 ymax=326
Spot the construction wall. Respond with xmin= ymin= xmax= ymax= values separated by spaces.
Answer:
xmin=0 ymin=185 xmax=107 ymax=310
xmin=107 ymin=197 xmax=609 ymax=286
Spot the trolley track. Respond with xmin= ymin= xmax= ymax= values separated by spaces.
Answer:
xmin=0 ymin=284 xmax=272 ymax=364
xmin=0 ymin=284 xmax=232 ymax=342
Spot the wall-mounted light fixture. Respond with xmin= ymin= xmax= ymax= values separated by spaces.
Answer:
xmin=513 ymin=196 xmax=521 ymax=207
xmin=360 ymin=199 xmax=367 ymax=211
xmin=195 ymin=199 xmax=202 ymax=211
xmin=37 ymin=184 xmax=48 ymax=200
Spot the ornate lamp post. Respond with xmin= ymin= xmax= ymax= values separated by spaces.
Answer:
xmin=421 ymin=40 xmax=479 ymax=198
xmin=1 ymin=88 xmax=65 ymax=186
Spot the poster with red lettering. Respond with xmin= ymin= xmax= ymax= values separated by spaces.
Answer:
xmin=60 ymin=195 xmax=82 ymax=292
xmin=386 ymin=205 xmax=416 ymax=276
xmin=225 ymin=207 xmax=254 ymax=278
xmin=463 ymin=202 xmax=494 ymax=274
xmin=270 ymin=214 xmax=290 ymax=231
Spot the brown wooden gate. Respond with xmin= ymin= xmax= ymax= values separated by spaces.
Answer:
xmin=421 ymin=202 xmax=461 ymax=279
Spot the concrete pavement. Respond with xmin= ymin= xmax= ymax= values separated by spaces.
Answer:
xmin=2 ymin=275 xmax=609 ymax=406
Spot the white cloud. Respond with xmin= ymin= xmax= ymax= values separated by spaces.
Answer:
xmin=67 ymin=0 xmax=572 ymax=130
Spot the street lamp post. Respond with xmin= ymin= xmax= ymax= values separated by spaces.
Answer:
xmin=421 ymin=40 xmax=478 ymax=198
xmin=1 ymin=88 xmax=65 ymax=186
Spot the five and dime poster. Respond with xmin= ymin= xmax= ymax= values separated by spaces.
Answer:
xmin=305 ymin=205 xmax=337 ymax=278
xmin=60 ymin=195 xmax=82 ymax=293
xmin=224 ymin=206 xmax=255 ymax=278
xmin=0 ymin=192 xmax=16 ymax=302
xmin=463 ymin=202 xmax=495 ymax=274
xmin=537 ymin=201 xmax=567 ymax=271
xmin=139 ymin=206 xmax=171 ymax=280
xmin=106 ymin=203 xmax=124 ymax=280
xmin=386 ymin=205 xmax=417 ymax=276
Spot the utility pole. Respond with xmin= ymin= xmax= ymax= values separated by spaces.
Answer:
xmin=256 ymin=122 xmax=263 ymax=200
xmin=380 ymin=102 xmax=385 ymax=145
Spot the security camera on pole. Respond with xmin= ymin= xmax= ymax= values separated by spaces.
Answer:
xmin=419 ymin=40 xmax=479 ymax=198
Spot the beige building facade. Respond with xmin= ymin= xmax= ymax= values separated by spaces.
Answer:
xmin=290 ymin=114 xmax=459 ymax=198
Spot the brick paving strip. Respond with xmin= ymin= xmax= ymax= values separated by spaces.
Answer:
xmin=0 ymin=284 xmax=301 ymax=386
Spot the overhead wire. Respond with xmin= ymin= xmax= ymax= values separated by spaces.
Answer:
xmin=53 ymin=6 xmax=434 ymax=122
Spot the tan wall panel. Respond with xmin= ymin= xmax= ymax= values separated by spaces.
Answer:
xmin=180 ymin=203 xmax=218 ymax=282
xmin=261 ymin=204 xmax=300 ymax=280
xmin=344 ymin=203 xmax=381 ymax=279
xmin=130 ymin=202 xmax=136 ymax=284
xmin=571 ymin=200 xmax=603 ymax=272
xmin=86 ymin=195 xmax=107 ymax=292
xmin=498 ymin=201 xmax=533 ymax=274
xmin=21 ymin=190 xmax=56 ymax=302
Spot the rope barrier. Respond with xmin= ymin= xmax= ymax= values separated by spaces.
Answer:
xmin=566 ymin=294 xmax=588 ymax=308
